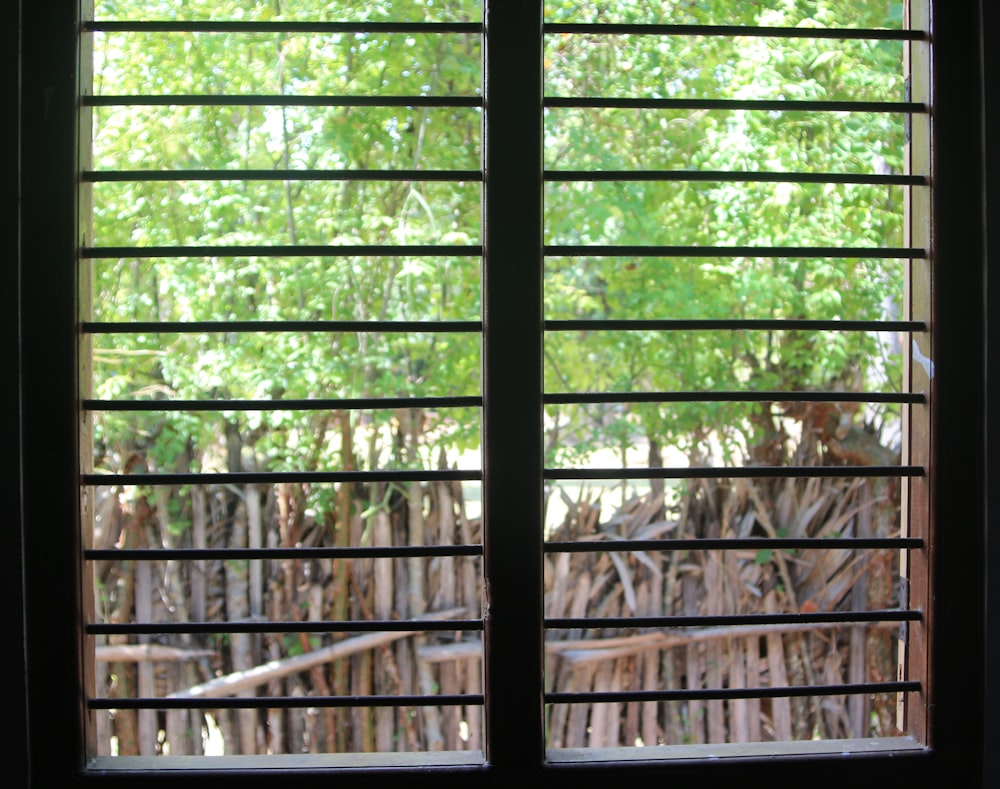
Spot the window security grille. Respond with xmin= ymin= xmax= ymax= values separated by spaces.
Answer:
xmin=538 ymin=4 xmax=930 ymax=757
xmin=80 ymin=0 xmax=486 ymax=763
xmin=73 ymin=0 xmax=934 ymax=773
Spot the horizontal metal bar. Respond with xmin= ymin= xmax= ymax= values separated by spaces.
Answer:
xmin=544 ymin=538 xmax=923 ymax=553
xmin=544 ymin=390 xmax=923 ymax=405
xmin=543 ymin=23 xmax=924 ymax=41
xmin=84 ymin=320 xmax=481 ymax=334
xmin=544 ymin=466 xmax=922 ymax=481
xmin=545 ymin=319 xmax=923 ymax=332
xmin=545 ymin=245 xmax=925 ymax=259
xmin=89 ymin=694 xmax=484 ymax=711
xmin=84 ymin=20 xmax=483 ymax=34
xmin=86 ymin=544 xmax=482 ymax=561
xmin=88 ymin=619 xmax=483 ymax=635
xmin=85 ymin=169 xmax=483 ymax=183
xmin=545 ymin=681 xmax=920 ymax=706
xmin=84 ymin=469 xmax=482 ymax=485
xmin=545 ymin=170 xmax=924 ymax=186
xmin=85 ymin=94 xmax=483 ymax=108
xmin=546 ymin=610 xmax=920 ymax=630
xmin=545 ymin=97 xmax=925 ymax=113
xmin=84 ymin=395 xmax=483 ymax=412
xmin=82 ymin=20 xmax=921 ymax=41
xmin=82 ymin=244 xmax=482 ymax=259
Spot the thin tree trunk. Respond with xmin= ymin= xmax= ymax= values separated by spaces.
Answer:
xmin=190 ymin=485 xmax=207 ymax=622
xmin=373 ymin=488 xmax=396 ymax=751
xmin=305 ymin=581 xmax=336 ymax=752
xmin=867 ymin=477 xmax=899 ymax=736
xmin=729 ymin=638 xmax=749 ymax=743
xmin=156 ymin=485 xmax=195 ymax=755
xmin=111 ymin=551 xmax=139 ymax=756
xmin=703 ymin=552 xmax=726 ymax=742
xmin=434 ymin=468 xmax=459 ymax=749
xmin=226 ymin=494 xmax=257 ymax=754
xmin=247 ymin=484 xmax=263 ymax=624
xmin=403 ymin=409 xmax=444 ymax=751
xmin=563 ymin=572 xmax=595 ymax=747
xmin=588 ymin=659 xmax=615 ymax=748
xmin=642 ymin=550 xmax=666 ymax=745
xmin=745 ymin=636 xmax=762 ymax=742
xmin=786 ymin=634 xmax=812 ymax=740
xmin=267 ymin=587 xmax=285 ymax=754
xmin=566 ymin=664 xmax=597 ymax=747
xmin=764 ymin=587 xmax=793 ymax=740
xmin=331 ymin=412 xmax=355 ymax=752
xmin=286 ymin=677 xmax=306 ymax=754
xmin=135 ymin=550 xmax=157 ymax=755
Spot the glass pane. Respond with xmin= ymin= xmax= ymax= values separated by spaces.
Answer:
xmin=542 ymin=0 xmax=913 ymax=751
xmin=83 ymin=0 xmax=484 ymax=761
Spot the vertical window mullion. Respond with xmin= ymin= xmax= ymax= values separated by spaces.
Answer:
xmin=482 ymin=0 xmax=545 ymax=770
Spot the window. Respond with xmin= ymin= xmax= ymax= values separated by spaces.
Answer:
xmin=17 ymin=1 xmax=990 ymax=787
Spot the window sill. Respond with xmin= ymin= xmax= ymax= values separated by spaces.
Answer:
xmin=88 ymin=750 xmax=486 ymax=773
xmin=546 ymin=736 xmax=926 ymax=765
xmin=88 ymin=737 xmax=925 ymax=775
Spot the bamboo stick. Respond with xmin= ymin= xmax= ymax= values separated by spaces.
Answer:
xmin=729 ymin=637 xmax=749 ymax=742
xmin=764 ymin=588 xmax=793 ymax=740
xmin=95 ymin=644 xmax=215 ymax=663
xmin=745 ymin=635 xmax=762 ymax=742
xmin=267 ymin=588 xmax=285 ymax=754
xmin=565 ymin=664 xmax=596 ymax=747
xmin=606 ymin=657 xmax=624 ymax=746
xmin=373 ymin=496 xmax=395 ymax=752
xmin=168 ymin=608 xmax=468 ymax=699
xmin=435 ymin=475 xmax=460 ymax=749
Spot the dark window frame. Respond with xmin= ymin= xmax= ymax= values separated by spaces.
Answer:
xmin=15 ymin=1 xmax=991 ymax=787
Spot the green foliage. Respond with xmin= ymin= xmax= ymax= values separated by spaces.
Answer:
xmin=90 ymin=0 xmax=484 ymax=491
xmin=88 ymin=0 xmax=906 ymax=507
xmin=541 ymin=0 xmax=906 ymax=466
